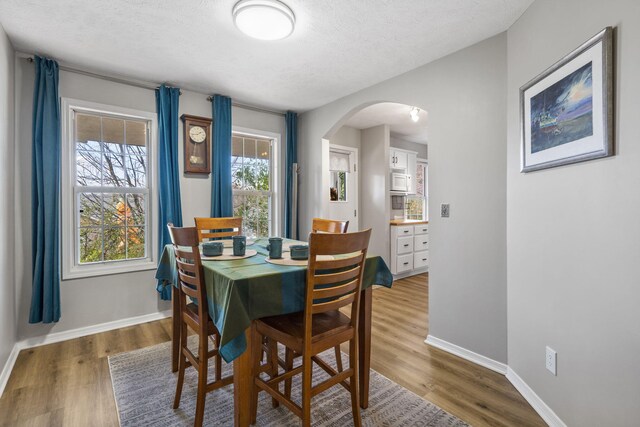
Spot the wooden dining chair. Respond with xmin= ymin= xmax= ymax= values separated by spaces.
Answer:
xmin=250 ymin=229 xmax=372 ymax=427
xmin=167 ymin=224 xmax=234 ymax=427
xmin=194 ymin=217 xmax=242 ymax=242
xmin=312 ymin=217 xmax=349 ymax=234
xmin=282 ymin=217 xmax=348 ymax=380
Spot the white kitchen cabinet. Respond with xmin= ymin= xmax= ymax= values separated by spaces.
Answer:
xmin=389 ymin=149 xmax=408 ymax=170
xmin=390 ymin=223 xmax=429 ymax=276
xmin=390 ymin=148 xmax=418 ymax=194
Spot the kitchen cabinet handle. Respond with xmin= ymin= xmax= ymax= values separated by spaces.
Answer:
xmin=403 ymin=262 xmax=409 ymax=265
xmin=403 ymin=244 xmax=409 ymax=247
xmin=403 ymin=230 xmax=409 ymax=233
xmin=422 ymin=258 xmax=427 ymax=261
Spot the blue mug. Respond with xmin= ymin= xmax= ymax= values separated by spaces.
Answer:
xmin=233 ymin=235 xmax=246 ymax=256
xmin=267 ymin=237 xmax=283 ymax=259
xmin=202 ymin=241 xmax=224 ymax=257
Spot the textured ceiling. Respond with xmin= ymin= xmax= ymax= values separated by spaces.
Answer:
xmin=345 ymin=102 xmax=429 ymax=143
xmin=0 ymin=0 xmax=532 ymax=111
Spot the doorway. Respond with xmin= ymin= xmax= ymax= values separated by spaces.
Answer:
xmin=327 ymin=144 xmax=359 ymax=231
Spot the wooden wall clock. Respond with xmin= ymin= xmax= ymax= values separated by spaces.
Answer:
xmin=181 ymin=114 xmax=212 ymax=174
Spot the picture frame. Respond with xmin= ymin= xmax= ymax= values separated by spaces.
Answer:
xmin=520 ymin=27 xmax=614 ymax=173
xmin=181 ymin=114 xmax=212 ymax=174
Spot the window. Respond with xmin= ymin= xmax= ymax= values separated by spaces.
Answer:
xmin=329 ymin=149 xmax=351 ymax=202
xmin=330 ymin=171 xmax=347 ymax=201
xmin=406 ymin=161 xmax=428 ymax=220
xmin=231 ymin=131 xmax=278 ymax=238
xmin=61 ymin=99 xmax=157 ymax=279
xmin=405 ymin=196 xmax=425 ymax=220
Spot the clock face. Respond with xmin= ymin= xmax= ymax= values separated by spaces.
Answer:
xmin=189 ymin=125 xmax=206 ymax=143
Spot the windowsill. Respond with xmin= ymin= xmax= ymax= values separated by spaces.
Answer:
xmin=62 ymin=258 xmax=157 ymax=281
xmin=329 ymin=200 xmax=349 ymax=203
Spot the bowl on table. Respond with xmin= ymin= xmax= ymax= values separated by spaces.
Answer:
xmin=202 ymin=241 xmax=224 ymax=257
xmin=289 ymin=244 xmax=309 ymax=260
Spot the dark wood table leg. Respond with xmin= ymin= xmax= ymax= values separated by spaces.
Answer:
xmin=171 ymin=288 xmax=180 ymax=373
xmin=358 ymin=287 xmax=372 ymax=409
xmin=234 ymin=327 xmax=254 ymax=427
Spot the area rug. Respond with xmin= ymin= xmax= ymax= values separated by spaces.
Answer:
xmin=108 ymin=336 xmax=467 ymax=426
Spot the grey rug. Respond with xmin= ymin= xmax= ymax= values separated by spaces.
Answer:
xmin=108 ymin=336 xmax=467 ymax=426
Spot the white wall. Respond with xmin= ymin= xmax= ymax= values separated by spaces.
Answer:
xmin=0 ymin=24 xmax=15 ymax=375
xmin=360 ymin=125 xmax=390 ymax=264
xmin=299 ymin=34 xmax=508 ymax=363
xmin=390 ymin=135 xmax=428 ymax=159
xmin=14 ymin=58 xmax=286 ymax=340
xmin=506 ymin=1 xmax=640 ymax=425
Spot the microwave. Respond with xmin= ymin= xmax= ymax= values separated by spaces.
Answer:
xmin=390 ymin=173 xmax=409 ymax=192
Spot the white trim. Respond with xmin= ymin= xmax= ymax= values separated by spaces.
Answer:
xmin=60 ymin=97 xmax=159 ymax=280
xmin=392 ymin=268 xmax=428 ymax=281
xmin=425 ymin=334 xmax=508 ymax=375
xmin=328 ymin=143 xmax=359 ymax=230
xmin=1 ymin=309 xmax=170 ymax=398
xmin=0 ymin=344 xmax=21 ymax=398
xmin=17 ymin=310 xmax=171 ymax=350
xmin=507 ymin=367 xmax=567 ymax=427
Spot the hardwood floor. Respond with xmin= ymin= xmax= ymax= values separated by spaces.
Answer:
xmin=0 ymin=273 xmax=545 ymax=426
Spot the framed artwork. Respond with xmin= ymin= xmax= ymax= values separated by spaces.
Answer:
xmin=520 ymin=27 xmax=613 ymax=172
xmin=181 ymin=114 xmax=212 ymax=174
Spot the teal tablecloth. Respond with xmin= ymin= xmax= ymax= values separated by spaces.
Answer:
xmin=156 ymin=239 xmax=393 ymax=362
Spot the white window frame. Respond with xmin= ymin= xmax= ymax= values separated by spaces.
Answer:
xmin=61 ymin=98 xmax=158 ymax=280
xmin=231 ymin=126 xmax=280 ymax=237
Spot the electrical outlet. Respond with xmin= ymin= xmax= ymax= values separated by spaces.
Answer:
xmin=441 ymin=203 xmax=450 ymax=218
xmin=546 ymin=346 xmax=557 ymax=375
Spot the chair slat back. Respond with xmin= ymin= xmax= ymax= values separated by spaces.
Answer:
xmin=305 ymin=229 xmax=371 ymax=331
xmin=194 ymin=217 xmax=242 ymax=242
xmin=311 ymin=217 xmax=349 ymax=234
xmin=167 ymin=224 xmax=208 ymax=315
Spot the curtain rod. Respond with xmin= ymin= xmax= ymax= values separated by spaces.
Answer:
xmin=18 ymin=53 xmax=181 ymax=94
xmin=207 ymin=98 xmax=285 ymax=117
xmin=18 ymin=52 xmax=288 ymax=115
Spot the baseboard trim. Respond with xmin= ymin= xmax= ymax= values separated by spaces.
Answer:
xmin=0 ymin=344 xmax=21 ymax=399
xmin=18 ymin=310 xmax=172 ymax=350
xmin=0 ymin=309 xmax=171 ymax=399
xmin=425 ymin=335 xmax=507 ymax=375
xmin=506 ymin=367 xmax=567 ymax=427
xmin=393 ymin=268 xmax=428 ymax=281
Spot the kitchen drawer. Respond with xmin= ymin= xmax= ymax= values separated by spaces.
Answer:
xmin=397 ymin=236 xmax=414 ymax=254
xmin=396 ymin=254 xmax=413 ymax=273
xmin=414 ymin=224 xmax=429 ymax=235
xmin=394 ymin=225 xmax=413 ymax=237
xmin=414 ymin=235 xmax=428 ymax=250
xmin=414 ymin=251 xmax=429 ymax=269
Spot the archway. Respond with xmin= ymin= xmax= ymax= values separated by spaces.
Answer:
xmin=320 ymin=102 xmax=429 ymax=272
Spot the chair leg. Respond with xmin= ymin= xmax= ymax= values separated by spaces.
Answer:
xmin=250 ymin=325 xmax=263 ymax=425
xmin=173 ymin=321 xmax=187 ymax=409
xmin=349 ymin=339 xmax=362 ymax=427
xmin=267 ymin=338 xmax=280 ymax=408
xmin=284 ymin=348 xmax=294 ymax=398
xmin=215 ymin=332 xmax=222 ymax=381
xmin=194 ymin=332 xmax=209 ymax=427
xmin=334 ymin=345 xmax=343 ymax=372
xmin=301 ymin=353 xmax=313 ymax=427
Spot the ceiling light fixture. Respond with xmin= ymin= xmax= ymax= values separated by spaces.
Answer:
xmin=410 ymin=107 xmax=420 ymax=122
xmin=232 ymin=0 xmax=296 ymax=41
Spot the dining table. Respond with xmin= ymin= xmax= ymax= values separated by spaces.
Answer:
xmin=156 ymin=238 xmax=393 ymax=427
